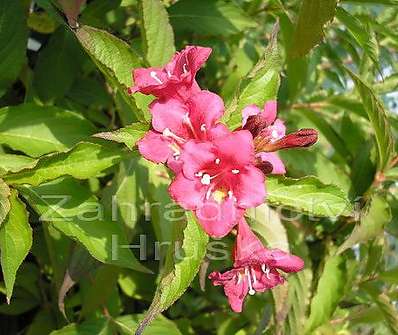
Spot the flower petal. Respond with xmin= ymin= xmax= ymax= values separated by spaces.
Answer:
xmin=242 ymin=104 xmax=261 ymax=127
xmin=188 ymin=91 xmax=224 ymax=130
xmin=264 ymin=249 xmax=305 ymax=273
xmin=137 ymin=131 xmax=172 ymax=163
xmin=130 ymin=67 xmax=168 ymax=95
xmin=212 ymin=130 xmax=255 ymax=166
xmin=257 ymin=152 xmax=286 ymax=175
xmin=262 ymin=100 xmax=277 ymax=125
xmin=169 ymin=174 xmax=204 ymax=210
xmin=234 ymin=165 xmax=266 ymax=208
xmin=180 ymin=140 xmax=216 ymax=179
xmin=196 ymin=197 xmax=244 ymax=238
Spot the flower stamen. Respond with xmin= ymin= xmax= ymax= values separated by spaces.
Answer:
xmin=150 ymin=71 xmax=163 ymax=84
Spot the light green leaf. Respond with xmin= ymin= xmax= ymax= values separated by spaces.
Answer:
xmin=342 ymin=0 xmax=398 ymax=4
xmin=94 ymin=123 xmax=149 ymax=150
xmin=345 ymin=68 xmax=395 ymax=171
xmin=379 ymin=267 xmax=398 ymax=285
xmin=0 ymin=190 xmax=33 ymax=303
xmin=337 ymin=195 xmax=391 ymax=254
xmin=336 ymin=7 xmax=379 ymax=67
xmin=114 ymin=314 xmax=182 ymax=335
xmin=0 ymin=0 xmax=28 ymax=93
xmin=304 ymin=255 xmax=347 ymax=333
xmin=75 ymin=25 xmax=147 ymax=122
xmin=169 ymin=0 xmax=256 ymax=36
xmin=141 ymin=0 xmax=175 ymax=67
xmin=0 ymin=154 xmax=37 ymax=175
xmin=19 ymin=178 xmax=149 ymax=272
xmin=266 ymin=176 xmax=353 ymax=217
xmin=225 ymin=24 xmax=281 ymax=128
xmin=50 ymin=318 xmax=112 ymax=335
xmin=290 ymin=0 xmax=338 ymax=57
xmin=372 ymin=293 xmax=398 ymax=334
xmin=136 ymin=212 xmax=208 ymax=334
xmin=0 ymin=104 xmax=96 ymax=157
xmin=5 ymin=141 xmax=129 ymax=186
xmin=0 ymin=179 xmax=10 ymax=226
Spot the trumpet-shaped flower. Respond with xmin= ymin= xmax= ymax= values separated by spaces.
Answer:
xmin=209 ymin=218 xmax=304 ymax=312
xmin=129 ymin=46 xmax=212 ymax=101
xmin=169 ymin=131 xmax=265 ymax=238
xmin=138 ymin=90 xmax=226 ymax=172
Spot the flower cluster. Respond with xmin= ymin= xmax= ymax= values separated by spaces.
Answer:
xmin=130 ymin=46 xmax=317 ymax=312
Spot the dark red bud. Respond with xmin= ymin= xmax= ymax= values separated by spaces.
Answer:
xmin=255 ymin=158 xmax=274 ymax=175
xmin=242 ymin=114 xmax=270 ymax=137
xmin=256 ymin=128 xmax=318 ymax=152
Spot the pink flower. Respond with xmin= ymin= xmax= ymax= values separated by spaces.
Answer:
xmin=242 ymin=101 xmax=286 ymax=175
xmin=242 ymin=101 xmax=318 ymax=175
xmin=169 ymin=131 xmax=266 ymax=238
xmin=138 ymin=90 xmax=226 ymax=173
xmin=209 ymin=218 xmax=304 ymax=312
xmin=129 ymin=46 xmax=212 ymax=101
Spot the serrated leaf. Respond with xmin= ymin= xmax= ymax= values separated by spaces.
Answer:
xmin=0 ymin=104 xmax=97 ymax=157
xmin=304 ymin=254 xmax=347 ymax=333
xmin=94 ymin=123 xmax=149 ymax=150
xmin=141 ymin=0 xmax=175 ymax=67
xmin=337 ymin=195 xmax=391 ymax=254
xmin=136 ymin=212 xmax=208 ymax=334
xmin=290 ymin=0 xmax=338 ymax=57
xmin=0 ymin=0 xmax=28 ymax=93
xmin=4 ymin=141 xmax=129 ymax=186
xmin=345 ymin=68 xmax=395 ymax=171
xmin=225 ymin=23 xmax=281 ymax=128
xmin=19 ymin=178 xmax=149 ymax=273
xmin=169 ymin=0 xmax=256 ymax=36
xmin=336 ymin=7 xmax=379 ymax=67
xmin=0 ymin=179 xmax=10 ymax=226
xmin=266 ymin=176 xmax=353 ymax=217
xmin=0 ymin=190 xmax=33 ymax=302
xmin=75 ymin=25 xmax=147 ymax=122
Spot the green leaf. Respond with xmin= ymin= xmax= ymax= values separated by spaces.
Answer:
xmin=345 ymin=68 xmax=395 ymax=171
xmin=225 ymin=24 xmax=281 ymax=128
xmin=75 ymin=25 xmax=147 ymax=122
xmin=168 ymin=0 xmax=256 ymax=36
xmin=336 ymin=7 xmax=379 ymax=67
xmin=0 ymin=0 xmax=28 ymax=93
xmin=304 ymin=254 xmax=347 ymax=333
xmin=50 ymin=318 xmax=112 ymax=335
xmin=0 ymin=190 xmax=33 ymax=303
xmin=140 ymin=0 xmax=175 ymax=67
xmin=4 ymin=141 xmax=129 ymax=186
xmin=0 ymin=104 xmax=97 ymax=157
xmin=136 ymin=212 xmax=208 ymax=334
xmin=379 ymin=267 xmax=398 ymax=285
xmin=115 ymin=314 xmax=182 ymax=335
xmin=290 ymin=0 xmax=338 ymax=57
xmin=266 ymin=176 xmax=353 ymax=217
xmin=33 ymin=27 xmax=82 ymax=102
xmin=337 ymin=195 xmax=391 ymax=254
xmin=19 ymin=177 xmax=149 ymax=272
xmin=372 ymin=293 xmax=398 ymax=334
xmin=94 ymin=123 xmax=149 ymax=150
xmin=0 ymin=154 xmax=37 ymax=174
xmin=342 ymin=0 xmax=398 ymax=4
xmin=0 ymin=179 xmax=10 ymax=226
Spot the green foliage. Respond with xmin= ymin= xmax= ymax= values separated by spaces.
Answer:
xmin=0 ymin=0 xmax=397 ymax=334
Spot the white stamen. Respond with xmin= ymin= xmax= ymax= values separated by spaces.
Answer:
xmin=237 ymin=272 xmax=242 ymax=285
xmin=195 ymin=171 xmax=203 ymax=177
xmin=183 ymin=63 xmax=188 ymax=73
xmin=262 ymin=264 xmax=271 ymax=279
xmin=166 ymin=70 xmax=172 ymax=78
xmin=251 ymin=268 xmax=257 ymax=284
xmin=271 ymin=130 xmax=279 ymax=139
xmin=150 ymin=71 xmax=163 ymax=84
xmin=200 ymin=124 xmax=206 ymax=132
xmin=228 ymin=190 xmax=234 ymax=199
xmin=162 ymin=128 xmax=173 ymax=137
xmin=231 ymin=169 xmax=240 ymax=174
xmin=201 ymin=174 xmax=211 ymax=185
xmin=206 ymin=187 xmax=212 ymax=200
xmin=245 ymin=267 xmax=256 ymax=295
xmin=215 ymin=158 xmax=221 ymax=165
